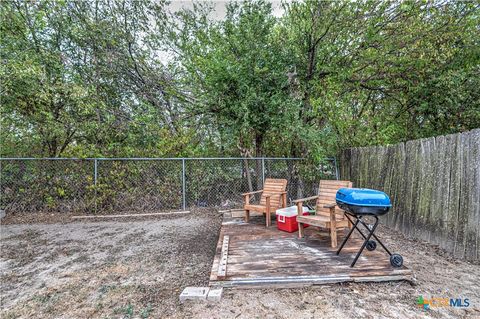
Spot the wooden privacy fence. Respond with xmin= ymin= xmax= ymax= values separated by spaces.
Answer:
xmin=339 ymin=129 xmax=479 ymax=262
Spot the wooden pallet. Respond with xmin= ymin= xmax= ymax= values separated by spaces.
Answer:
xmin=209 ymin=214 xmax=413 ymax=289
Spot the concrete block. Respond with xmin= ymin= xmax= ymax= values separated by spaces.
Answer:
xmin=179 ymin=287 xmax=209 ymax=303
xmin=207 ymin=287 xmax=223 ymax=301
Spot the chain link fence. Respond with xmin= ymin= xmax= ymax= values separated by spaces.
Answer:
xmin=0 ymin=157 xmax=337 ymax=214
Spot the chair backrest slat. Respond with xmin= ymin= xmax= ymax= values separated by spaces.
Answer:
xmin=259 ymin=178 xmax=288 ymax=207
xmin=316 ymin=180 xmax=352 ymax=217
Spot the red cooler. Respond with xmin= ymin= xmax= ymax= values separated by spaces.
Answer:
xmin=276 ymin=206 xmax=310 ymax=233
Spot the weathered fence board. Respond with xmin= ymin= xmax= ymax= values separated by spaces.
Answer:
xmin=340 ymin=129 xmax=480 ymax=262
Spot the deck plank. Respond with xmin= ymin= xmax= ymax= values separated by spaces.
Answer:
xmin=209 ymin=215 xmax=412 ymax=288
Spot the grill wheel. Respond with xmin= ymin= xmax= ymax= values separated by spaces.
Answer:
xmin=366 ymin=240 xmax=377 ymax=251
xmin=390 ymin=254 xmax=404 ymax=267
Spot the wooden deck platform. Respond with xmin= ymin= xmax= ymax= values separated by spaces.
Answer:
xmin=209 ymin=212 xmax=413 ymax=289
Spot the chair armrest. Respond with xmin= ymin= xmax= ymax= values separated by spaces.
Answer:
xmin=323 ymin=203 xmax=336 ymax=209
xmin=292 ymin=195 xmax=318 ymax=203
xmin=241 ymin=190 xmax=263 ymax=196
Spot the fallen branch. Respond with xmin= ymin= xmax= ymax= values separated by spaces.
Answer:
xmin=71 ymin=211 xmax=191 ymax=220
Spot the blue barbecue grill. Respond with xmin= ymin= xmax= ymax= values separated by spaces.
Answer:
xmin=335 ymin=188 xmax=404 ymax=268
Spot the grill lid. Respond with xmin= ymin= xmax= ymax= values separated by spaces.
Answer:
xmin=336 ymin=188 xmax=391 ymax=207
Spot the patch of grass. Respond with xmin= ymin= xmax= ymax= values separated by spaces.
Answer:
xmin=95 ymin=301 xmax=104 ymax=311
xmin=124 ymin=304 xmax=134 ymax=318
xmin=140 ymin=304 xmax=153 ymax=319
xmin=98 ymin=284 xmax=117 ymax=295
xmin=113 ymin=303 xmax=134 ymax=318
xmin=33 ymin=292 xmax=59 ymax=305
xmin=31 ymin=291 xmax=62 ymax=314
xmin=2 ymin=311 xmax=19 ymax=319
xmin=72 ymin=254 xmax=90 ymax=263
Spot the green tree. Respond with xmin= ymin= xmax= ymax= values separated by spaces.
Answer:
xmin=281 ymin=0 xmax=480 ymax=153
xmin=0 ymin=0 xmax=195 ymax=157
xmin=1 ymin=0 xmax=478 ymax=160
xmin=171 ymin=0 xmax=301 ymax=158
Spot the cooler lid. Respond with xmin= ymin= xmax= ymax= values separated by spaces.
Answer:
xmin=336 ymin=188 xmax=391 ymax=207
xmin=276 ymin=206 xmax=309 ymax=217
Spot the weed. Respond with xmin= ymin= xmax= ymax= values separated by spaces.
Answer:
xmin=33 ymin=292 xmax=57 ymax=304
xmin=2 ymin=311 xmax=19 ymax=319
xmin=95 ymin=301 xmax=104 ymax=311
xmin=113 ymin=303 xmax=134 ymax=319
xmin=124 ymin=304 xmax=134 ymax=318
xmin=140 ymin=304 xmax=153 ymax=319
xmin=99 ymin=284 xmax=116 ymax=295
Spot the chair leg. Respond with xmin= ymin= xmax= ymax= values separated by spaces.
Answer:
xmin=245 ymin=210 xmax=250 ymax=223
xmin=329 ymin=206 xmax=337 ymax=247
xmin=298 ymin=222 xmax=304 ymax=238
xmin=265 ymin=197 xmax=271 ymax=227
xmin=266 ymin=210 xmax=271 ymax=227
xmin=330 ymin=226 xmax=337 ymax=248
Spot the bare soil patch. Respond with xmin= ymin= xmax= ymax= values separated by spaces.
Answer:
xmin=1 ymin=211 xmax=479 ymax=319
xmin=1 ymin=209 xmax=222 ymax=318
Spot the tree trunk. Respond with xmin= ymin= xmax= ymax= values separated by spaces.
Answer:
xmin=290 ymin=140 xmax=305 ymax=200
xmin=255 ymin=133 xmax=264 ymax=189
xmin=243 ymin=158 xmax=253 ymax=192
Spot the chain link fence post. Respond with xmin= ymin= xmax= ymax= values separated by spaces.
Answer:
xmin=261 ymin=158 xmax=265 ymax=187
xmin=333 ymin=157 xmax=339 ymax=180
xmin=182 ymin=158 xmax=186 ymax=210
xmin=94 ymin=159 xmax=98 ymax=214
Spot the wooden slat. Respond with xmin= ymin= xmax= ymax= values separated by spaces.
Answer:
xmin=319 ymin=180 xmax=352 ymax=187
xmin=263 ymin=185 xmax=286 ymax=190
xmin=217 ymin=235 xmax=230 ymax=279
xmin=210 ymin=273 xmax=412 ymax=289
xmin=318 ymin=195 xmax=337 ymax=201
xmin=317 ymin=199 xmax=336 ymax=206
xmin=318 ymin=187 xmax=341 ymax=193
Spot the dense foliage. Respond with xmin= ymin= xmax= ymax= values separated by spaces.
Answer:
xmin=1 ymin=0 xmax=479 ymax=160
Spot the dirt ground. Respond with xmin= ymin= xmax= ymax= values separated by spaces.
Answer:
xmin=1 ymin=210 xmax=479 ymax=319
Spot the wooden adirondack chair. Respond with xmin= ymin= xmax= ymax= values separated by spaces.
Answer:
xmin=293 ymin=180 xmax=353 ymax=247
xmin=243 ymin=178 xmax=288 ymax=227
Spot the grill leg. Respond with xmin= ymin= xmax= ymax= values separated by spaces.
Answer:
xmin=350 ymin=216 xmax=379 ymax=267
xmin=355 ymin=218 xmax=392 ymax=256
xmin=367 ymin=232 xmax=392 ymax=256
xmin=336 ymin=214 xmax=361 ymax=255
